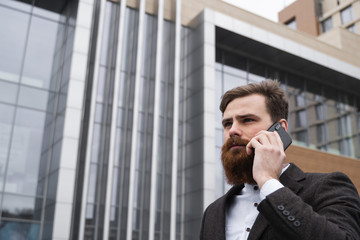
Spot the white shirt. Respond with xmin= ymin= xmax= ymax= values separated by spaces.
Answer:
xmin=225 ymin=165 xmax=289 ymax=240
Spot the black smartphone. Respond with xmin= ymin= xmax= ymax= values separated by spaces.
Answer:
xmin=267 ymin=122 xmax=292 ymax=150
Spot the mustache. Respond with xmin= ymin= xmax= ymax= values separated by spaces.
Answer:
xmin=222 ymin=136 xmax=249 ymax=151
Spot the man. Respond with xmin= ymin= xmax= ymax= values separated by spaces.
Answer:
xmin=200 ymin=80 xmax=360 ymax=240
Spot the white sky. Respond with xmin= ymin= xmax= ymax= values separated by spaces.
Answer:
xmin=222 ymin=0 xmax=296 ymax=22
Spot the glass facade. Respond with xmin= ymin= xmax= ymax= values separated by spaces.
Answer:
xmin=0 ymin=0 xmax=75 ymax=239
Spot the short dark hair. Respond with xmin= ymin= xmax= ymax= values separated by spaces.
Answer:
xmin=219 ymin=80 xmax=288 ymax=121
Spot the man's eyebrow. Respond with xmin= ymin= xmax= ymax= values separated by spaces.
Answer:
xmin=221 ymin=117 xmax=231 ymax=125
xmin=236 ymin=114 xmax=259 ymax=119
xmin=222 ymin=114 xmax=259 ymax=124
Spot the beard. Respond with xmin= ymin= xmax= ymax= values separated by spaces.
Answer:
xmin=221 ymin=136 xmax=256 ymax=185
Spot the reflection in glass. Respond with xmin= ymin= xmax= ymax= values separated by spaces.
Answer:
xmin=223 ymin=73 xmax=246 ymax=92
xmin=0 ymin=81 xmax=18 ymax=104
xmin=248 ymin=60 xmax=265 ymax=83
xmin=316 ymin=124 xmax=326 ymax=143
xmin=33 ymin=5 xmax=60 ymax=21
xmin=307 ymin=80 xmax=323 ymax=103
xmin=338 ymin=115 xmax=352 ymax=136
xmin=1 ymin=0 xmax=32 ymax=11
xmin=321 ymin=17 xmax=333 ymax=33
xmin=22 ymin=16 xmax=59 ymax=89
xmin=347 ymin=24 xmax=356 ymax=33
xmin=341 ymin=6 xmax=353 ymax=25
xmin=0 ymin=104 xmax=15 ymax=192
xmin=315 ymin=104 xmax=325 ymax=120
xmin=2 ymin=194 xmax=42 ymax=220
xmin=18 ymin=86 xmax=49 ymax=111
xmin=339 ymin=138 xmax=354 ymax=157
xmin=295 ymin=130 xmax=307 ymax=145
xmin=295 ymin=110 xmax=307 ymax=128
xmin=0 ymin=6 xmax=29 ymax=83
xmin=5 ymin=108 xmax=45 ymax=195
xmin=267 ymin=67 xmax=285 ymax=84
xmin=0 ymin=220 xmax=40 ymax=240
xmin=295 ymin=94 xmax=306 ymax=107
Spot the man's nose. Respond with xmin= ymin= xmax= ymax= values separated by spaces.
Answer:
xmin=229 ymin=123 xmax=242 ymax=137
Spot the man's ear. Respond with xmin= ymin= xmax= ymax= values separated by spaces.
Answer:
xmin=279 ymin=119 xmax=288 ymax=131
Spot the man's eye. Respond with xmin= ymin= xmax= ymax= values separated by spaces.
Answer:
xmin=223 ymin=122 xmax=232 ymax=128
xmin=243 ymin=118 xmax=254 ymax=123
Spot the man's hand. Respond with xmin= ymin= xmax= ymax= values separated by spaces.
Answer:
xmin=246 ymin=130 xmax=286 ymax=189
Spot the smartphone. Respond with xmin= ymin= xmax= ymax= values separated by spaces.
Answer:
xmin=267 ymin=122 xmax=292 ymax=150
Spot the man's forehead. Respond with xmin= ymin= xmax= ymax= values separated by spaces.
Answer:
xmin=224 ymin=95 xmax=266 ymax=111
xmin=222 ymin=95 xmax=268 ymax=118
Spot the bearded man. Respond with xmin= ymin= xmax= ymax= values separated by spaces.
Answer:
xmin=200 ymin=80 xmax=360 ymax=240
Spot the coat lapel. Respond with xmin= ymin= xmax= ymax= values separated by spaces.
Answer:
xmin=247 ymin=163 xmax=305 ymax=239
xmin=204 ymin=185 xmax=245 ymax=240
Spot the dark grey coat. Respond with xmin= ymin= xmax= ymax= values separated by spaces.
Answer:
xmin=200 ymin=163 xmax=360 ymax=240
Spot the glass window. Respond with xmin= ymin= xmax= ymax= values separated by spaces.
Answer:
xmin=18 ymin=86 xmax=49 ymax=111
xmin=0 ymin=220 xmax=40 ymax=240
xmin=248 ymin=60 xmax=265 ymax=83
xmin=295 ymin=94 xmax=306 ymax=107
xmin=306 ymin=80 xmax=323 ymax=103
xmin=0 ymin=7 xmax=29 ymax=83
xmin=0 ymin=81 xmax=18 ymax=104
xmin=286 ymin=18 xmax=297 ymax=30
xmin=2 ymin=194 xmax=42 ymax=220
xmin=1 ymin=0 xmax=32 ymax=11
xmin=315 ymin=104 xmax=326 ymax=120
xmin=267 ymin=67 xmax=285 ymax=84
xmin=316 ymin=124 xmax=327 ymax=143
xmin=33 ymin=6 xmax=61 ymax=21
xmin=100 ymin=2 xmax=113 ymax=66
xmin=327 ymin=118 xmax=339 ymax=141
xmin=0 ymin=104 xmax=15 ymax=192
xmin=87 ymin=164 xmax=98 ymax=204
xmin=295 ymin=130 xmax=308 ymax=145
xmin=223 ymin=73 xmax=247 ymax=93
xmin=347 ymin=24 xmax=356 ymax=33
xmin=221 ymin=51 xmax=247 ymax=78
xmin=321 ymin=17 xmax=333 ymax=33
xmin=287 ymin=75 xmax=305 ymax=107
xmin=295 ymin=110 xmax=307 ymax=127
xmin=339 ymin=138 xmax=354 ymax=157
xmin=341 ymin=6 xmax=353 ymax=25
xmin=328 ymin=142 xmax=341 ymax=155
xmin=5 ymin=108 xmax=45 ymax=195
xmin=338 ymin=115 xmax=352 ymax=136
xmin=22 ymin=16 xmax=59 ymax=89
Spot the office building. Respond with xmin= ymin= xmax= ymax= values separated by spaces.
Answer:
xmin=0 ymin=0 xmax=359 ymax=239
xmin=279 ymin=0 xmax=360 ymax=35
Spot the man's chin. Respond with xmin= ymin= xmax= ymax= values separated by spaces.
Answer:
xmin=222 ymin=153 xmax=255 ymax=185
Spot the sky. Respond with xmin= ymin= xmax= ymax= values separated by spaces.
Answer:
xmin=222 ymin=0 xmax=296 ymax=22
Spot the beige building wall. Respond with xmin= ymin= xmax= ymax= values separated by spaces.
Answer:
xmin=318 ymin=27 xmax=360 ymax=60
xmin=278 ymin=0 xmax=319 ymax=36
xmin=288 ymin=145 xmax=360 ymax=191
